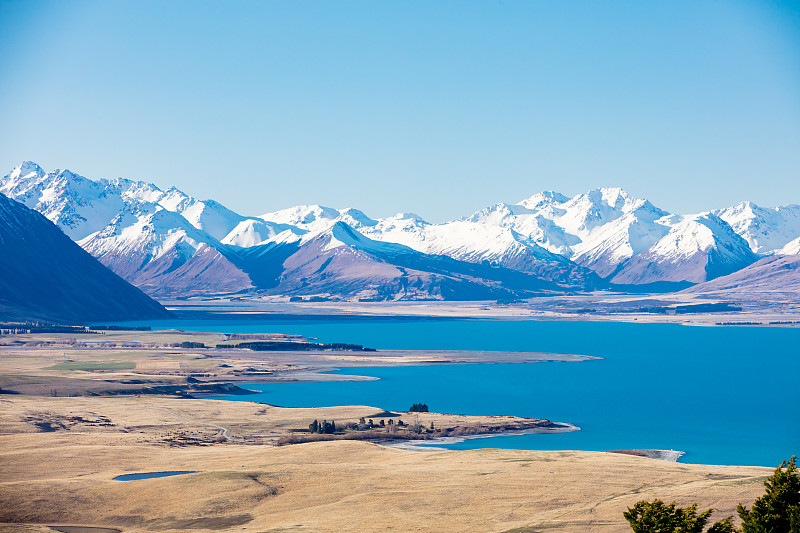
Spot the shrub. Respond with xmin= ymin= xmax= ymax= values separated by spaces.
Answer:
xmin=623 ymin=500 xmax=732 ymax=532
xmin=737 ymin=456 xmax=800 ymax=532
xmin=624 ymin=456 xmax=800 ymax=532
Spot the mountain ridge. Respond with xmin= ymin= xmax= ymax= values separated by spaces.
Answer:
xmin=2 ymin=161 xmax=796 ymax=300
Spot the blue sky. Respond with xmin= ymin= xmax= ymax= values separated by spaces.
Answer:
xmin=1 ymin=1 xmax=798 ymax=221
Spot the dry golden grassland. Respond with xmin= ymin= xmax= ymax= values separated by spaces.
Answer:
xmin=0 ymin=330 xmax=774 ymax=532
xmin=0 ymin=394 xmax=771 ymax=532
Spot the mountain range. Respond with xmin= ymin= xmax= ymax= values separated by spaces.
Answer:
xmin=2 ymin=161 xmax=798 ymax=301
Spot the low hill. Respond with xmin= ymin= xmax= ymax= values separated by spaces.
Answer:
xmin=680 ymin=254 xmax=800 ymax=299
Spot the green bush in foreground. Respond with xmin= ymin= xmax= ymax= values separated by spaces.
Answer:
xmin=623 ymin=500 xmax=734 ymax=532
xmin=625 ymin=456 xmax=799 ymax=532
xmin=738 ymin=456 xmax=800 ymax=533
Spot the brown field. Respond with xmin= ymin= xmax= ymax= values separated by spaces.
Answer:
xmin=0 ymin=330 xmax=775 ymax=532
xmin=0 ymin=394 xmax=771 ymax=533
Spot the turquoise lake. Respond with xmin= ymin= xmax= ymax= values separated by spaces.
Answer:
xmin=136 ymin=318 xmax=799 ymax=466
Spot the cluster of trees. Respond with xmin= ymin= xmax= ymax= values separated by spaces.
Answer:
xmin=625 ymin=456 xmax=799 ymax=532
xmin=308 ymin=419 xmax=336 ymax=434
xmin=409 ymin=403 xmax=429 ymax=412
xmin=179 ymin=341 xmax=205 ymax=349
xmin=214 ymin=341 xmax=373 ymax=352
xmin=0 ymin=323 xmax=95 ymax=335
xmin=356 ymin=417 xmax=406 ymax=429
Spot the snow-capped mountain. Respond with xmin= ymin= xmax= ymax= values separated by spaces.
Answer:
xmin=78 ymin=206 xmax=254 ymax=297
xmin=0 ymin=162 xmax=156 ymax=240
xmin=2 ymin=161 xmax=796 ymax=300
xmin=357 ymin=211 xmax=596 ymax=287
xmin=159 ymin=189 xmax=247 ymax=241
xmin=266 ymin=221 xmax=565 ymax=300
xmin=222 ymin=219 xmax=302 ymax=248
xmin=778 ymin=237 xmax=800 ymax=256
xmin=1 ymin=163 xmax=269 ymax=297
xmin=463 ymin=189 xmax=674 ymax=278
xmin=714 ymin=201 xmax=800 ymax=254
xmin=611 ymin=213 xmax=759 ymax=284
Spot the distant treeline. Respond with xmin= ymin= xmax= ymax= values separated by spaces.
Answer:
xmin=0 ymin=323 xmax=152 ymax=335
xmin=0 ymin=323 xmax=97 ymax=335
xmin=216 ymin=340 xmax=376 ymax=352
xmin=674 ymin=302 xmax=742 ymax=314
xmin=617 ymin=302 xmax=743 ymax=315
xmin=178 ymin=341 xmax=206 ymax=349
xmin=227 ymin=333 xmax=304 ymax=340
xmin=89 ymin=325 xmax=151 ymax=331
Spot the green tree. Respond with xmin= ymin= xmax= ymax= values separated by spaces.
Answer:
xmin=624 ymin=499 xmax=733 ymax=533
xmin=708 ymin=517 xmax=738 ymax=533
xmin=737 ymin=456 xmax=800 ymax=533
xmin=623 ymin=457 xmax=800 ymax=533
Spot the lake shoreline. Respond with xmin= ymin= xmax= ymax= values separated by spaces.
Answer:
xmin=1 ymin=321 xmax=796 ymax=467
xmin=157 ymin=296 xmax=800 ymax=329
xmin=381 ymin=422 xmax=581 ymax=452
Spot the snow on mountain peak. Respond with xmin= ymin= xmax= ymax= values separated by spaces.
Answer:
xmin=778 ymin=236 xmax=800 ymax=255
xmin=260 ymin=204 xmax=340 ymax=228
xmin=368 ymin=212 xmax=430 ymax=238
xmin=338 ymin=207 xmax=378 ymax=228
xmin=80 ymin=206 xmax=218 ymax=265
xmin=387 ymin=212 xmax=428 ymax=223
xmin=13 ymin=160 xmax=45 ymax=178
xmin=466 ymin=203 xmax=535 ymax=226
xmin=714 ymin=201 xmax=800 ymax=254
xmin=222 ymin=218 xmax=304 ymax=247
xmin=518 ymin=191 xmax=569 ymax=210
xmin=325 ymin=221 xmax=413 ymax=256
xmin=578 ymin=188 xmax=648 ymax=213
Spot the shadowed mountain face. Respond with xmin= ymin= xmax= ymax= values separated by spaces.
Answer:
xmin=0 ymin=193 xmax=171 ymax=323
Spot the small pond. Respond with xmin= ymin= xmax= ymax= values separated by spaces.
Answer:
xmin=113 ymin=471 xmax=196 ymax=481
